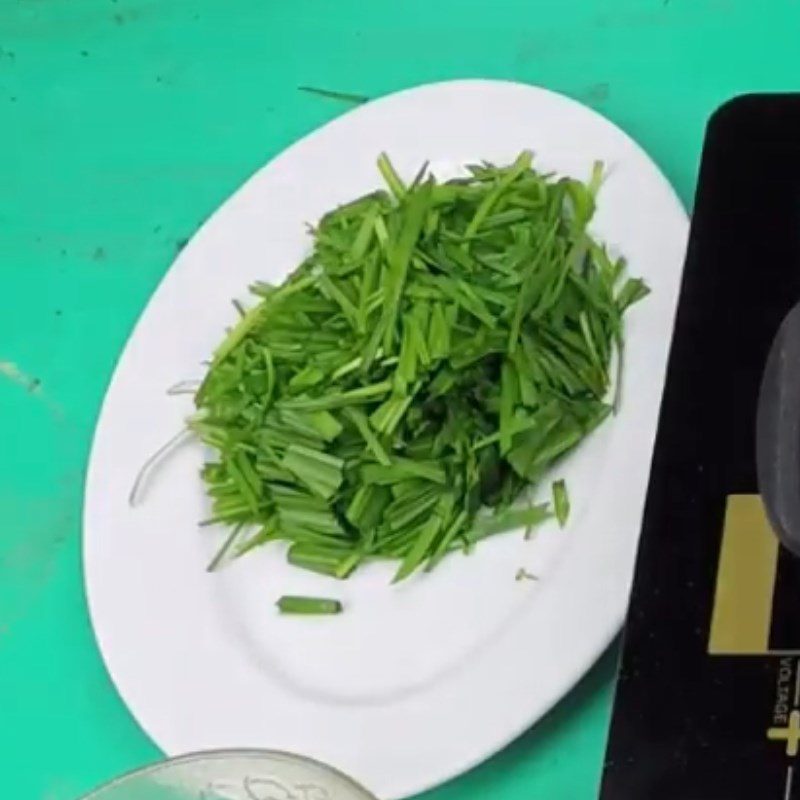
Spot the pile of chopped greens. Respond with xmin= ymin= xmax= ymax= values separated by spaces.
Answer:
xmin=191 ymin=151 xmax=649 ymax=603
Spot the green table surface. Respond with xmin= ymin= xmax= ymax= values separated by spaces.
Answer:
xmin=2 ymin=1 xmax=799 ymax=797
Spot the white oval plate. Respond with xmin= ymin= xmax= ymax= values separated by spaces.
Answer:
xmin=84 ymin=80 xmax=687 ymax=799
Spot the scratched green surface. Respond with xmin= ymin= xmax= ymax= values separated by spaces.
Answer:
xmin=1 ymin=1 xmax=799 ymax=797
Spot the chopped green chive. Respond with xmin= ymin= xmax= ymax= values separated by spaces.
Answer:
xmin=276 ymin=595 xmax=343 ymax=615
xmin=188 ymin=153 xmax=649 ymax=607
xmin=297 ymin=86 xmax=369 ymax=105
xmin=552 ymin=479 xmax=570 ymax=527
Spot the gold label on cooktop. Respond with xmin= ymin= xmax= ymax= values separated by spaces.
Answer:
xmin=709 ymin=494 xmax=780 ymax=655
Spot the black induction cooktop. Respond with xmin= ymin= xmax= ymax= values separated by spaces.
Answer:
xmin=599 ymin=95 xmax=800 ymax=800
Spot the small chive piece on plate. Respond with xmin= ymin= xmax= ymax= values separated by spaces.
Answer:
xmin=276 ymin=595 xmax=343 ymax=615
xmin=552 ymin=479 xmax=570 ymax=527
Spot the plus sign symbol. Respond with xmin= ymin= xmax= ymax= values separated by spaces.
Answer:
xmin=768 ymin=709 xmax=800 ymax=756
